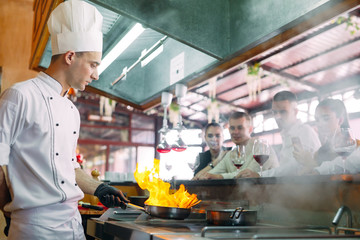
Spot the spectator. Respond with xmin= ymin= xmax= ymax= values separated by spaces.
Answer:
xmin=192 ymin=122 xmax=230 ymax=180
xmin=237 ymin=91 xmax=320 ymax=178
xmin=294 ymin=98 xmax=360 ymax=174
xmin=199 ymin=112 xmax=278 ymax=179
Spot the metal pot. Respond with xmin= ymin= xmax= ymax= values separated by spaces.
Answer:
xmin=127 ymin=203 xmax=191 ymax=220
xmin=206 ymin=207 xmax=257 ymax=226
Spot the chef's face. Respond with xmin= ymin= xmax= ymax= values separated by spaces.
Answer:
xmin=229 ymin=117 xmax=252 ymax=145
xmin=315 ymin=106 xmax=341 ymax=144
xmin=67 ymin=51 xmax=102 ymax=91
xmin=272 ymin=100 xmax=298 ymax=130
xmin=205 ymin=126 xmax=223 ymax=151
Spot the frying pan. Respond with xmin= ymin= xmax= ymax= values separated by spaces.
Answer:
xmin=127 ymin=203 xmax=191 ymax=220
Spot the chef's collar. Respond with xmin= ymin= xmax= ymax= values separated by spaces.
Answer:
xmin=38 ymin=72 xmax=64 ymax=96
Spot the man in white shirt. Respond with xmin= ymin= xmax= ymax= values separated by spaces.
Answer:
xmin=0 ymin=1 xmax=128 ymax=239
xmin=237 ymin=91 xmax=321 ymax=178
xmin=198 ymin=112 xmax=279 ymax=179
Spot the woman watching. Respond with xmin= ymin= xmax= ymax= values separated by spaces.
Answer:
xmin=192 ymin=123 xmax=230 ymax=180
xmin=294 ymin=99 xmax=360 ymax=174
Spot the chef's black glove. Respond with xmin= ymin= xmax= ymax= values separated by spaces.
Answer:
xmin=94 ymin=183 xmax=129 ymax=209
xmin=3 ymin=215 xmax=10 ymax=237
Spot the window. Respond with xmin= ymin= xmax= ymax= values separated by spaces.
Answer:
xmin=108 ymin=146 xmax=136 ymax=173
xmin=263 ymin=117 xmax=277 ymax=131
xmin=253 ymin=114 xmax=264 ymax=133
xmin=158 ymin=128 xmax=203 ymax=180
xmin=77 ymin=144 xmax=107 ymax=178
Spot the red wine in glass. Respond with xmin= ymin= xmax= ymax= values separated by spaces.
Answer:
xmin=253 ymin=155 xmax=269 ymax=166
xmin=231 ymin=145 xmax=245 ymax=172
xmin=252 ymin=139 xmax=271 ymax=177
xmin=233 ymin=162 xmax=244 ymax=169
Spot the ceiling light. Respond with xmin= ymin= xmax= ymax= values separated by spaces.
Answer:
xmin=110 ymin=36 xmax=168 ymax=87
xmin=140 ymin=44 xmax=164 ymax=67
xmin=98 ymin=23 xmax=145 ymax=75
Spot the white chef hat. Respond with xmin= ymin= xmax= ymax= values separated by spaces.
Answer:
xmin=47 ymin=0 xmax=103 ymax=56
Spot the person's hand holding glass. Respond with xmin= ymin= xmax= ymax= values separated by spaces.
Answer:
xmin=333 ymin=127 xmax=356 ymax=174
xmin=230 ymin=145 xmax=245 ymax=172
xmin=252 ymin=139 xmax=270 ymax=177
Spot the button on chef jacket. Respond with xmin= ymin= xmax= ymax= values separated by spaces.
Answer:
xmin=0 ymin=72 xmax=84 ymax=215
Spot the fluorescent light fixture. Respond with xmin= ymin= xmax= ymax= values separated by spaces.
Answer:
xmin=98 ymin=23 xmax=145 ymax=75
xmin=140 ymin=44 xmax=164 ymax=67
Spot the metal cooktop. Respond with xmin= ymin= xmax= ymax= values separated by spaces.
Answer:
xmin=88 ymin=208 xmax=360 ymax=240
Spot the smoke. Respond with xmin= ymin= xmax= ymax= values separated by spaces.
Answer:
xmin=185 ymin=176 xmax=343 ymax=228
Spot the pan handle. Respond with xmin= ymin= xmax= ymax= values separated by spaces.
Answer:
xmin=80 ymin=203 xmax=104 ymax=211
xmin=230 ymin=207 xmax=244 ymax=219
xmin=126 ymin=203 xmax=148 ymax=213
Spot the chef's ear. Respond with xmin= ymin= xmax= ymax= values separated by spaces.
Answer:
xmin=64 ymin=51 xmax=76 ymax=65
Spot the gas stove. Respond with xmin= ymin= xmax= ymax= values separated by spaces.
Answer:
xmin=87 ymin=208 xmax=360 ymax=240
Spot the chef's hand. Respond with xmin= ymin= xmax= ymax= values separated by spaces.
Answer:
xmin=94 ymin=183 xmax=129 ymax=209
xmin=236 ymin=169 xmax=259 ymax=178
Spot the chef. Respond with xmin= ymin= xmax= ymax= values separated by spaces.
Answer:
xmin=0 ymin=1 xmax=128 ymax=239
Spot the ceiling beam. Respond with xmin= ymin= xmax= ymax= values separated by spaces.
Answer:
xmin=318 ymin=74 xmax=360 ymax=96
xmin=261 ymin=65 xmax=319 ymax=91
xmin=229 ymin=84 xmax=281 ymax=103
xmin=188 ymin=90 xmax=248 ymax=112
xmin=279 ymin=36 xmax=360 ymax=71
xmin=300 ymin=55 xmax=360 ymax=79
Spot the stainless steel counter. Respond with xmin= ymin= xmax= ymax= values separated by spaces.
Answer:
xmin=86 ymin=209 xmax=360 ymax=240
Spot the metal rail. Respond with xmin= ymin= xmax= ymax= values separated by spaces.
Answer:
xmin=201 ymin=225 xmax=332 ymax=238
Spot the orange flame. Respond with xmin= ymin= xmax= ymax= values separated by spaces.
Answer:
xmin=134 ymin=159 xmax=201 ymax=208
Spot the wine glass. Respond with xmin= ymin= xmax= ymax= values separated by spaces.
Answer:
xmin=165 ymin=161 xmax=173 ymax=171
xmin=188 ymin=159 xmax=200 ymax=173
xmin=252 ymin=139 xmax=270 ymax=177
xmin=231 ymin=145 xmax=245 ymax=172
xmin=333 ymin=128 xmax=356 ymax=174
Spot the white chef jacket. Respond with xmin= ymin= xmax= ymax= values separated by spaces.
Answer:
xmin=0 ymin=72 xmax=84 ymax=224
xmin=262 ymin=120 xmax=321 ymax=177
xmin=209 ymin=138 xmax=279 ymax=179
xmin=315 ymin=148 xmax=360 ymax=175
